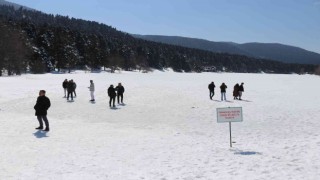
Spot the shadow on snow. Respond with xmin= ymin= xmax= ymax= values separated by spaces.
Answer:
xmin=33 ymin=130 xmax=49 ymax=138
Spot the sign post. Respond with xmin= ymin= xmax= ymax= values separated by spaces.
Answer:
xmin=217 ymin=107 xmax=243 ymax=147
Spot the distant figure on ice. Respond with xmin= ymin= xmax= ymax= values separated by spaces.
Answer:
xmin=88 ymin=80 xmax=95 ymax=102
xmin=208 ymin=82 xmax=215 ymax=100
xmin=239 ymin=82 xmax=244 ymax=100
xmin=220 ymin=83 xmax=227 ymax=101
xmin=34 ymin=90 xmax=51 ymax=131
xmin=73 ymin=80 xmax=77 ymax=97
xmin=62 ymin=79 xmax=68 ymax=97
xmin=67 ymin=80 xmax=75 ymax=101
xmin=233 ymin=83 xmax=240 ymax=100
xmin=115 ymin=83 xmax=125 ymax=104
xmin=108 ymin=85 xmax=116 ymax=108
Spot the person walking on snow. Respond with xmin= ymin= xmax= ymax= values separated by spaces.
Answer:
xmin=62 ymin=79 xmax=68 ymax=97
xmin=220 ymin=83 xmax=227 ymax=101
xmin=108 ymin=85 xmax=116 ymax=107
xmin=239 ymin=82 xmax=244 ymax=100
xmin=208 ymin=82 xmax=215 ymax=100
xmin=34 ymin=90 xmax=51 ymax=131
xmin=88 ymin=80 xmax=95 ymax=101
xmin=115 ymin=83 xmax=125 ymax=104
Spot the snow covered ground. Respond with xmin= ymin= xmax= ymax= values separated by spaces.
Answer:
xmin=0 ymin=71 xmax=319 ymax=180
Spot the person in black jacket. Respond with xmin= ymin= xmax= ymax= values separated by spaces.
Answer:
xmin=62 ymin=79 xmax=68 ymax=97
xmin=115 ymin=83 xmax=125 ymax=104
xmin=239 ymin=82 xmax=244 ymax=100
xmin=34 ymin=90 xmax=51 ymax=131
xmin=233 ymin=83 xmax=240 ymax=100
xmin=108 ymin=85 xmax=116 ymax=107
xmin=67 ymin=80 xmax=75 ymax=101
xmin=208 ymin=82 xmax=215 ymax=100
xmin=220 ymin=83 xmax=227 ymax=101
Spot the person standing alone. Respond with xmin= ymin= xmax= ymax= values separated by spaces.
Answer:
xmin=108 ymin=85 xmax=116 ymax=108
xmin=88 ymin=80 xmax=95 ymax=102
xmin=34 ymin=90 xmax=51 ymax=131
xmin=208 ymin=82 xmax=215 ymax=100
xmin=220 ymin=83 xmax=227 ymax=101
xmin=115 ymin=83 xmax=125 ymax=104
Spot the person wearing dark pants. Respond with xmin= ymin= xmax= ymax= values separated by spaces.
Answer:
xmin=108 ymin=85 xmax=116 ymax=107
xmin=115 ymin=83 xmax=125 ymax=104
xmin=208 ymin=82 xmax=215 ymax=100
xmin=62 ymin=79 xmax=68 ymax=97
xmin=34 ymin=90 xmax=51 ymax=131
xmin=67 ymin=80 xmax=75 ymax=101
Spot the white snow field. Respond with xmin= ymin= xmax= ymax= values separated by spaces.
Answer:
xmin=0 ymin=71 xmax=319 ymax=180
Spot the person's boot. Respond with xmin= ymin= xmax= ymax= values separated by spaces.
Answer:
xmin=35 ymin=126 xmax=43 ymax=130
xmin=43 ymin=127 xmax=50 ymax=132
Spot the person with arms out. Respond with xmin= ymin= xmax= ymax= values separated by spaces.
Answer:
xmin=108 ymin=85 xmax=116 ymax=108
xmin=220 ymin=83 xmax=227 ymax=101
xmin=239 ymin=82 xmax=244 ymax=100
xmin=115 ymin=83 xmax=125 ymax=104
xmin=62 ymin=79 xmax=68 ymax=97
xmin=34 ymin=90 xmax=51 ymax=131
xmin=88 ymin=80 xmax=95 ymax=101
xmin=208 ymin=82 xmax=215 ymax=100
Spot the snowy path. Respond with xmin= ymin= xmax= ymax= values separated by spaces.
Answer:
xmin=0 ymin=72 xmax=319 ymax=180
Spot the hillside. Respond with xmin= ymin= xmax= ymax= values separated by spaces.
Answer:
xmin=0 ymin=4 xmax=318 ymax=76
xmin=133 ymin=35 xmax=320 ymax=65
xmin=0 ymin=0 xmax=33 ymax=10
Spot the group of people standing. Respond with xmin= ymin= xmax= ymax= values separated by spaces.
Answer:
xmin=33 ymin=80 xmax=126 ymax=131
xmin=63 ymin=79 xmax=125 ymax=107
xmin=108 ymin=83 xmax=125 ymax=108
xmin=208 ymin=82 xmax=244 ymax=101
xmin=233 ymin=83 xmax=244 ymax=100
xmin=62 ymin=79 xmax=77 ymax=101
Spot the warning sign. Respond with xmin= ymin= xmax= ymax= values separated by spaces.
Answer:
xmin=217 ymin=107 xmax=243 ymax=123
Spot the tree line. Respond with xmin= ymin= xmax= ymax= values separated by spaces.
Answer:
xmin=0 ymin=5 xmax=318 ymax=76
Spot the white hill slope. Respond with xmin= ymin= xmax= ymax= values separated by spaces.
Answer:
xmin=0 ymin=71 xmax=319 ymax=179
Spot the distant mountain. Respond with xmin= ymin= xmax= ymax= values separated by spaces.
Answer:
xmin=0 ymin=0 xmax=33 ymax=10
xmin=133 ymin=35 xmax=320 ymax=65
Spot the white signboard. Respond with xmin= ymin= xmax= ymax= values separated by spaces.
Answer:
xmin=217 ymin=107 xmax=243 ymax=123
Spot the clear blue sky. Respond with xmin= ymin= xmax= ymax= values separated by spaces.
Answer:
xmin=9 ymin=0 xmax=320 ymax=53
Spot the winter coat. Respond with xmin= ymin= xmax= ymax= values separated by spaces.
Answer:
xmin=233 ymin=84 xmax=240 ymax=97
xmin=220 ymin=84 xmax=227 ymax=93
xmin=89 ymin=83 xmax=95 ymax=91
xmin=108 ymin=87 xmax=116 ymax=97
xmin=62 ymin=81 xmax=68 ymax=88
xmin=34 ymin=96 xmax=51 ymax=116
xmin=208 ymin=83 xmax=215 ymax=91
xmin=67 ymin=82 xmax=75 ymax=92
xmin=115 ymin=85 xmax=125 ymax=95
xmin=239 ymin=85 xmax=244 ymax=92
